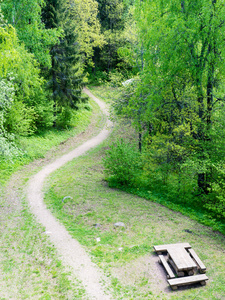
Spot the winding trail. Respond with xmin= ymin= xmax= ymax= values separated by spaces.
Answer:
xmin=27 ymin=88 xmax=113 ymax=300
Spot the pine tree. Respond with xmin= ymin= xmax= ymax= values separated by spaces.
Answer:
xmin=42 ymin=0 xmax=86 ymax=125
xmin=94 ymin=0 xmax=129 ymax=73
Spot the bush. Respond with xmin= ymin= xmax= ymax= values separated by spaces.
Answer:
xmin=204 ymin=164 xmax=225 ymax=220
xmin=35 ymin=102 xmax=54 ymax=130
xmin=5 ymin=100 xmax=36 ymax=136
xmin=103 ymin=139 xmax=142 ymax=186
xmin=108 ymin=70 xmax=125 ymax=87
xmin=55 ymin=106 xmax=74 ymax=128
xmin=0 ymin=134 xmax=22 ymax=159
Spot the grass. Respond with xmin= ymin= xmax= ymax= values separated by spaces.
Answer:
xmin=43 ymin=85 xmax=225 ymax=299
xmin=88 ymin=85 xmax=121 ymax=104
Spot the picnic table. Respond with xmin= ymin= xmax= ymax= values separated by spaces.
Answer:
xmin=154 ymin=243 xmax=208 ymax=290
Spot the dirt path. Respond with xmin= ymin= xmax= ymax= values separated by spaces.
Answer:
xmin=27 ymin=88 xmax=113 ymax=300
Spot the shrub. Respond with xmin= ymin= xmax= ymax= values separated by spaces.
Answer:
xmin=55 ymin=106 xmax=74 ymax=128
xmin=204 ymin=164 xmax=225 ymax=220
xmin=5 ymin=100 xmax=36 ymax=136
xmin=108 ymin=70 xmax=125 ymax=87
xmin=103 ymin=139 xmax=142 ymax=186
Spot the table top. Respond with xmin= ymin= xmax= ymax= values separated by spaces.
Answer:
xmin=154 ymin=243 xmax=197 ymax=272
xmin=167 ymin=245 xmax=197 ymax=271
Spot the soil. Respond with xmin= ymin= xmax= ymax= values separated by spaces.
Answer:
xmin=26 ymin=88 xmax=114 ymax=300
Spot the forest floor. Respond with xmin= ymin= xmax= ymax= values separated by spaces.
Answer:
xmin=0 ymin=86 xmax=225 ymax=299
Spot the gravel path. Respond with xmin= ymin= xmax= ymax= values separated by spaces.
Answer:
xmin=27 ymin=88 xmax=113 ymax=300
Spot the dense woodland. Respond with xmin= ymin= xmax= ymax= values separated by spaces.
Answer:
xmin=0 ymin=0 xmax=225 ymax=231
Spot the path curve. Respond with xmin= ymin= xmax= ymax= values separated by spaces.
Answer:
xmin=27 ymin=88 xmax=113 ymax=300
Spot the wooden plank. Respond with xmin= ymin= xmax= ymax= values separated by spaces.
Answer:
xmin=168 ymin=274 xmax=208 ymax=288
xmin=158 ymin=255 xmax=176 ymax=279
xmin=154 ymin=243 xmax=191 ymax=253
xmin=188 ymin=249 xmax=206 ymax=273
xmin=168 ymin=258 xmax=184 ymax=277
xmin=167 ymin=246 xmax=197 ymax=271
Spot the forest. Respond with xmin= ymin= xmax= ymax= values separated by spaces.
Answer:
xmin=1 ymin=0 xmax=225 ymax=233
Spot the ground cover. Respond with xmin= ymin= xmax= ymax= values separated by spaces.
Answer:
xmin=0 ymin=95 xmax=104 ymax=299
xmin=44 ymin=86 xmax=225 ymax=299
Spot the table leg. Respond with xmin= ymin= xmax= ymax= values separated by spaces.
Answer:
xmin=188 ymin=270 xmax=194 ymax=276
xmin=168 ymin=258 xmax=184 ymax=277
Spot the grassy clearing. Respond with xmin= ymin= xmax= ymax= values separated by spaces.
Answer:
xmin=0 ymin=93 xmax=104 ymax=299
xmin=44 ymin=86 xmax=225 ymax=299
xmin=88 ymin=85 xmax=121 ymax=105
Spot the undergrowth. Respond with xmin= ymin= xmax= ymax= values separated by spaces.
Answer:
xmin=103 ymin=138 xmax=225 ymax=235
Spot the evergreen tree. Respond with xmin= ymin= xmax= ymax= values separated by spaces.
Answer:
xmin=94 ymin=0 xmax=130 ymax=74
xmin=42 ymin=0 xmax=86 ymax=125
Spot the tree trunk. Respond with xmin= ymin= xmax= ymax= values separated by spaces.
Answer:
xmin=52 ymin=50 xmax=57 ymax=127
xmin=139 ymin=132 xmax=142 ymax=152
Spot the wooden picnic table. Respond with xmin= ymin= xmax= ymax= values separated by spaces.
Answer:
xmin=154 ymin=243 xmax=197 ymax=275
xmin=167 ymin=244 xmax=197 ymax=272
xmin=154 ymin=243 xmax=208 ymax=289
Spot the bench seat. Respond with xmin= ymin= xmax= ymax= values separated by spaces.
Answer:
xmin=154 ymin=243 xmax=191 ymax=253
xmin=158 ymin=255 xmax=175 ymax=279
xmin=188 ymin=248 xmax=206 ymax=273
xmin=168 ymin=274 xmax=208 ymax=290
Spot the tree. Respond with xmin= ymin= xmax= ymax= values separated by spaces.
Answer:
xmin=103 ymin=0 xmax=225 ymax=220
xmin=131 ymin=0 xmax=225 ymax=191
xmin=69 ymin=0 xmax=105 ymax=63
xmin=42 ymin=0 xmax=87 ymax=126
xmin=93 ymin=0 xmax=130 ymax=74
xmin=1 ymin=0 xmax=60 ymax=67
xmin=0 ymin=10 xmax=45 ymax=141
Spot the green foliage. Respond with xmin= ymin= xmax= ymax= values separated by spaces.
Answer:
xmin=104 ymin=139 xmax=142 ymax=186
xmin=33 ymin=96 xmax=54 ymax=130
xmin=70 ymin=0 xmax=105 ymax=62
xmin=5 ymin=101 xmax=36 ymax=136
xmin=109 ymin=0 xmax=225 ymax=222
xmin=54 ymin=106 xmax=74 ymax=128
xmin=1 ymin=0 xmax=60 ymax=67
xmin=87 ymin=68 xmax=109 ymax=85
xmin=107 ymin=69 xmax=126 ymax=87
xmin=0 ymin=18 xmax=52 ymax=135
xmin=0 ymin=77 xmax=14 ymax=111
xmin=42 ymin=0 xmax=87 ymax=120
xmin=0 ymin=133 xmax=22 ymax=159
xmin=93 ymin=0 xmax=134 ymax=74
xmin=0 ymin=97 xmax=94 ymax=184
